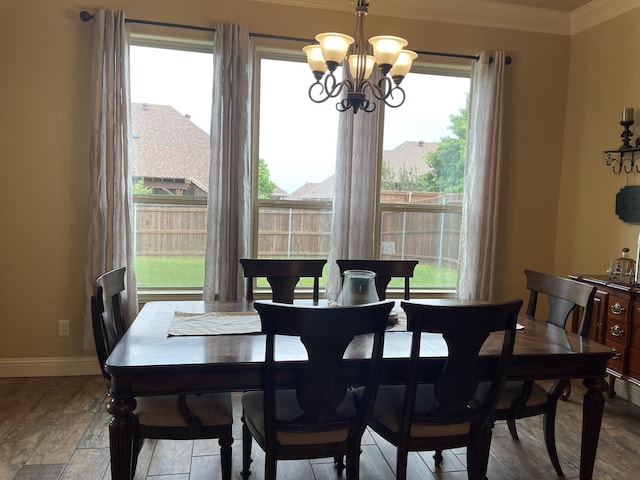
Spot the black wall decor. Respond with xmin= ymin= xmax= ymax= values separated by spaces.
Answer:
xmin=616 ymin=186 xmax=640 ymax=223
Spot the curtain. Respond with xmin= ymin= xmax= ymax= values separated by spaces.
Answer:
xmin=203 ymin=23 xmax=252 ymax=301
xmin=325 ymin=104 xmax=381 ymax=302
xmin=83 ymin=9 xmax=137 ymax=349
xmin=456 ymin=51 xmax=506 ymax=300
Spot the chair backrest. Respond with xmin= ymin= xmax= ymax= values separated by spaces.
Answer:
xmin=336 ymin=259 xmax=419 ymax=300
xmin=253 ymin=300 xmax=394 ymax=445
xmin=91 ymin=267 xmax=127 ymax=384
xmin=524 ymin=269 xmax=597 ymax=336
xmin=399 ymin=299 xmax=522 ymax=436
xmin=239 ymin=259 xmax=327 ymax=303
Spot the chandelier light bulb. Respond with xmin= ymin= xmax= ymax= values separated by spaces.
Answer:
xmin=303 ymin=44 xmax=328 ymax=80
xmin=348 ymin=54 xmax=375 ymax=80
xmin=315 ymin=32 xmax=354 ymax=67
xmin=389 ymin=50 xmax=418 ymax=82
xmin=368 ymin=35 xmax=407 ymax=71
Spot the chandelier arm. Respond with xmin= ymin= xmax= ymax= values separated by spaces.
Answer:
xmin=308 ymin=82 xmax=331 ymax=104
xmin=337 ymin=98 xmax=351 ymax=112
xmin=376 ymin=76 xmax=394 ymax=100
xmin=362 ymin=98 xmax=376 ymax=113
xmin=325 ymin=77 xmax=353 ymax=99
xmin=383 ymin=86 xmax=407 ymax=108
xmin=308 ymin=74 xmax=353 ymax=104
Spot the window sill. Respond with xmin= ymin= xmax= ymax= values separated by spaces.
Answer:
xmin=137 ymin=287 xmax=456 ymax=305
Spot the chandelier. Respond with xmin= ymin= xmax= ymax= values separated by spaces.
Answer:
xmin=303 ymin=0 xmax=416 ymax=114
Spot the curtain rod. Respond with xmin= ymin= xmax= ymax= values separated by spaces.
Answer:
xmin=79 ymin=10 xmax=512 ymax=65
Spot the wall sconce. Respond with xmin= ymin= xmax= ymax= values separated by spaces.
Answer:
xmin=603 ymin=107 xmax=640 ymax=173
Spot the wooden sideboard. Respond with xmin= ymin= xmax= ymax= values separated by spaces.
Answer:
xmin=570 ymin=274 xmax=640 ymax=397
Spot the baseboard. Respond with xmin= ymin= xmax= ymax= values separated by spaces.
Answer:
xmin=609 ymin=377 xmax=640 ymax=407
xmin=0 ymin=356 xmax=101 ymax=377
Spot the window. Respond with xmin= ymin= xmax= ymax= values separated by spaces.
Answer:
xmin=256 ymin=53 xmax=470 ymax=291
xmin=129 ymin=39 xmax=469 ymax=294
xmin=380 ymin=69 xmax=470 ymax=289
xmin=129 ymin=43 xmax=213 ymax=288
xmin=254 ymin=54 xmax=340 ymax=288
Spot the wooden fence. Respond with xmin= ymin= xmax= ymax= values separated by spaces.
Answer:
xmin=135 ymin=201 xmax=461 ymax=268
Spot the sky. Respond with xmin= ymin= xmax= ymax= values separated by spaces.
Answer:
xmin=130 ymin=46 xmax=470 ymax=193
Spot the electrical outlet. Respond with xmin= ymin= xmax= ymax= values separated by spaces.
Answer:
xmin=58 ymin=319 xmax=70 ymax=336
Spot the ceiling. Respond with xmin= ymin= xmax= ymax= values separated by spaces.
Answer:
xmin=251 ymin=0 xmax=640 ymax=35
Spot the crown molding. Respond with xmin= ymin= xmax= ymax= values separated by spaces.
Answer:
xmin=251 ymin=0 xmax=640 ymax=36
xmin=571 ymin=0 xmax=640 ymax=35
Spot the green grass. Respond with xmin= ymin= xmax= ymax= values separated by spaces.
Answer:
xmin=135 ymin=256 xmax=457 ymax=289
xmin=135 ymin=256 xmax=205 ymax=286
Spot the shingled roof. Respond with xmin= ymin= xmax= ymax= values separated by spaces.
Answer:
xmin=288 ymin=141 xmax=437 ymax=200
xmin=131 ymin=105 xmax=437 ymax=200
xmin=289 ymin=176 xmax=335 ymax=200
xmin=383 ymin=140 xmax=437 ymax=181
xmin=131 ymin=103 xmax=210 ymax=190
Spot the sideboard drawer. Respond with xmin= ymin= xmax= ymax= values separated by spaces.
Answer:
xmin=605 ymin=339 xmax=626 ymax=373
xmin=606 ymin=318 xmax=630 ymax=346
xmin=608 ymin=296 xmax=631 ymax=323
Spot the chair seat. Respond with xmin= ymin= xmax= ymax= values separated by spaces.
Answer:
xmin=242 ymin=389 xmax=356 ymax=446
xmin=496 ymin=381 xmax=549 ymax=410
xmin=357 ymin=384 xmax=470 ymax=438
xmin=136 ymin=393 xmax=233 ymax=428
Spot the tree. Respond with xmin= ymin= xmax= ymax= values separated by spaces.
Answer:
xmin=132 ymin=178 xmax=152 ymax=194
xmin=424 ymin=98 xmax=468 ymax=193
xmin=258 ymin=158 xmax=276 ymax=199
xmin=381 ymin=162 xmax=429 ymax=191
xmin=381 ymin=98 xmax=468 ymax=194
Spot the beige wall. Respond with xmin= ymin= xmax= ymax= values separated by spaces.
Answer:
xmin=0 ymin=0 xmax=576 ymax=362
xmin=556 ymin=9 xmax=640 ymax=277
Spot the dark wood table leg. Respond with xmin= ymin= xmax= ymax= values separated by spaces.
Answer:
xmin=581 ymin=376 xmax=607 ymax=480
xmin=607 ymin=374 xmax=616 ymax=398
xmin=107 ymin=396 xmax=137 ymax=480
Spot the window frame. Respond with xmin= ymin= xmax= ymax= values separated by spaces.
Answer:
xmin=130 ymin=35 xmax=214 ymax=300
xmin=253 ymin=49 xmax=469 ymax=297
xmin=130 ymin=35 xmax=469 ymax=299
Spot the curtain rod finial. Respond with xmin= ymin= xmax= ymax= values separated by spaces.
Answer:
xmin=80 ymin=10 xmax=94 ymax=22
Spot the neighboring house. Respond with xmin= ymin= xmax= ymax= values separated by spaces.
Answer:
xmin=132 ymin=103 xmax=293 ymax=199
xmin=382 ymin=140 xmax=437 ymax=183
xmin=288 ymin=141 xmax=437 ymax=201
xmin=289 ymin=176 xmax=335 ymax=201
xmin=131 ymin=103 xmax=210 ymax=196
xmin=131 ymin=104 xmax=435 ymax=201
xmin=271 ymin=186 xmax=289 ymax=199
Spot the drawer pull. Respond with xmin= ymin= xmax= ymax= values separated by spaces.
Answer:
xmin=611 ymin=324 xmax=625 ymax=337
xmin=611 ymin=302 xmax=626 ymax=315
xmin=611 ymin=347 xmax=622 ymax=360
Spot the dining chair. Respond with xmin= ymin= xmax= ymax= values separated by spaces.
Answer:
xmin=239 ymin=258 xmax=327 ymax=303
xmin=240 ymin=300 xmax=395 ymax=480
xmin=361 ymin=299 xmax=522 ymax=480
xmin=481 ymin=269 xmax=597 ymax=477
xmin=91 ymin=267 xmax=233 ymax=480
xmin=336 ymin=259 xmax=419 ymax=300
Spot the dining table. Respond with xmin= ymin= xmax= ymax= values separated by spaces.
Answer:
xmin=105 ymin=299 xmax=614 ymax=480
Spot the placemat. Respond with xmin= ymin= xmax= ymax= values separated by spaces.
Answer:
xmin=168 ymin=311 xmax=261 ymax=336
